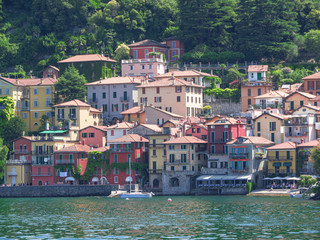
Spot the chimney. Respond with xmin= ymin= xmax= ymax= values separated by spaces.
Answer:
xmin=116 ymin=120 xmax=119 ymax=127
xmin=41 ymin=78 xmax=43 ymax=84
xmin=99 ymin=78 xmax=102 ymax=83
xmin=171 ymin=73 xmax=174 ymax=80
xmin=16 ymin=79 xmax=19 ymax=84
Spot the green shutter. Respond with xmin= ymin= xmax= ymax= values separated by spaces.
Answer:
xmin=273 ymin=162 xmax=281 ymax=167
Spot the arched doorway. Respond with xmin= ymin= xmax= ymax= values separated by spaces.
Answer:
xmin=38 ymin=180 xmax=43 ymax=186
xmin=153 ymin=179 xmax=160 ymax=188
xmin=170 ymin=177 xmax=179 ymax=187
xmin=101 ymin=177 xmax=107 ymax=184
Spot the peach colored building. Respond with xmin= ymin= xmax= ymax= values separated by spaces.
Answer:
xmin=136 ymin=77 xmax=204 ymax=117
xmin=302 ymin=71 xmax=320 ymax=96
xmin=121 ymin=106 xmax=146 ymax=123
xmin=283 ymin=91 xmax=316 ymax=112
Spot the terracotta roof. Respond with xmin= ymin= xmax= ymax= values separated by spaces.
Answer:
xmin=146 ymin=106 xmax=183 ymax=118
xmin=53 ymin=99 xmax=90 ymax=108
xmin=207 ymin=117 xmax=243 ymax=125
xmin=253 ymin=112 xmax=286 ymax=121
xmin=0 ymin=77 xmax=57 ymax=86
xmin=58 ymin=54 xmax=117 ymax=63
xmin=55 ymin=144 xmax=92 ymax=153
xmin=298 ymin=139 xmax=320 ymax=148
xmin=108 ymin=134 xmax=149 ymax=143
xmin=136 ymin=77 xmax=204 ymax=88
xmin=286 ymin=91 xmax=316 ymax=100
xmin=254 ymin=90 xmax=288 ymax=99
xmin=128 ymin=39 xmax=169 ymax=48
xmin=139 ymin=124 xmax=162 ymax=132
xmin=227 ymin=136 xmax=274 ymax=145
xmin=267 ymin=141 xmax=296 ymax=150
xmin=279 ymin=83 xmax=303 ymax=93
xmin=89 ymin=107 xmax=102 ymax=113
xmin=302 ymin=71 xmax=320 ymax=80
xmin=85 ymin=76 xmax=144 ymax=86
xmin=80 ymin=125 xmax=108 ymax=132
xmin=106 ymin=122 xmax=134 ymax=130
xmin=164 ymin=136 xmax=207 ymax=144
xmin=292 ymin=105 xmax=320 ymax=113
xmin=248 ymin=65 xmax=268 ymax=72
xmin=154 ymin=70 xmax=217 ymax=78
xmin=121 ymin=106 xmax=145 ymax=115
xmin=93 ymin=146 xmax=110 ymax=152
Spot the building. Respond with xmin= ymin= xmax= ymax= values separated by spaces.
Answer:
xmin=253 ymin=90 xmax=288 ymax=109
xmin=253 ymin=111 xmax=285 ymax=144
xmin=241 ymin=65 xmax=272 ymax=112
xmin=165 ymin=37 xmax=185 ymax=63
xmin=0 ymin=77 xmax=57 ymax=132
xmin=42 ymin=65 xmax=59 ymax=79
xmin=302 ymin=71 xmax=320 ymax=96
xmin=283 ymin=91 xmax=316 ymax=112
xmin=85 ymin=76 xmax=144 ymax=122
xmin=206 ymin=117 xmax=246 ymax=175
xmin=121 ymin=106 xmax=146 ymax=123
xmin=79 ymin=126 xmax=108 ymax=148
xmin=136 ymin=77 xmax=204 ymax=117
xmin=121 ymin=56 xmax=166 ymax=78
xmin=266 ymin=142 xmax=297 ymax=176
xmin=106 ymin=122 xmax=134 ymax=146
xmin=144 ymin=105 xmax=183 ymax=125
xmin=186 ymin=124 xmax=208 ymax=140
xmin=57 ymin=54 xmax=117 ymax=82
xmin=53 ymin=99 xmax=103 ymax=141
xmin=108 ymin=134 xmax=149 ymax=185
xmin=54 ymin=144 xmax=91 ymax=184
xmin=297 ymin=139 xmax=320 ymax=175
xmin=129 ymin=123 xmax=162 ymax=137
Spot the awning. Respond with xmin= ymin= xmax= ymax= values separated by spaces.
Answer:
xmin=92 ymin=177 xmax=99 ymax=182
xmin=283 ymin=162 xmax=292 ymax=166
xmin=287 ymin=177 xmax=300 ymax=181
xmin=263 ymin=177 xmax=272 ymax=180
xmin=125 ymin=176 xmax=133 ymax=182
xmin=273 ymin=176 xmax=285 ymax=180
xmin=65 ymin=177 xmax=75 ymax=181
xmin=273 ymin=162 xmax=281 ymax=167
xmin=196 ymin=175 xmax=212 ymax=181
xmin=40 ymin=130 xmax=68 ymax=134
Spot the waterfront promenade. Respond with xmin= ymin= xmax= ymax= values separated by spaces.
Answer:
xmin=248 ymin=189 xmax=299 ymax=197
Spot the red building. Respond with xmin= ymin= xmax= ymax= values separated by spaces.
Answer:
xmin=12 ymin=137 xmax=32 ymax=164
xmin=128 ymin=38 xmax=185 ymax=63
xmin=54 ymin=145 xmax=93 ymax=184
xmin=207 ymin=117 xmax=247 ymax=155
xmin=186 ymin=124 xmax=208 ymax=140
xmin=107 ymin=134 xmax=149 ymax=185
xmin=79 ymin=126 xmax=108 ymax=148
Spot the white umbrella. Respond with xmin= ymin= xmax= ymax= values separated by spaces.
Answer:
xmin=287 ymin=177 xmax=300 ymax=181
xmin=263 ymin=177 xmax=272 ymax=180
xmin=272 ymin=177 xmax=284 ymax=180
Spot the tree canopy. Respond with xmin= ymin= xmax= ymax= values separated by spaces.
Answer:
xmin=0 ymin=137 xmax=9 ymax=184
xmin=2 ymin=116 xmax=27 ymax=150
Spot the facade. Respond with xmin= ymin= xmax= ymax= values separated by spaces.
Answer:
xmin=136 ymin=77 xmax=204 ymax=117
xmin=121 ymin=106 xmax=146 ymax=123
xmin=53 ymin=99 xmax=103 ymax=141
xmin=86 ymin=76 xmax=144 ymax=121
xmin=266 ymin=142 xmax=297 ymax=176
xmin=108 ymin=134 xmax=149 ymax=185
xmin=283 ymin=91 xmax=316 ymax=112
xmin=241 ymin=65 xmax=272 ymax=112
xmin=186 ymin=124 xmax=208 ymax=140
xmin=0 ymin=77 xmax=57 ymax=132
xmin=121 ymin=57 xmax=166 ymax=78
xmin=253 ymin=91 xmax=288 ymax=109
xmin=57 ymin=54 xmax=117 ymax=82
xmin=106 ymin=122 xmax=134 ymax=146
xmin=165 ymin=37 xmax=185 ymax=63
xmin=297 ymin=139 xmax=320 ymax=175
xmin=79 ymin=126 xmax=108 ymax=148
xmin=253 ymin=112 xmax=285 ymax=144
xmin=42 ymin=65 xmax=59 ymax=79
xmin=129 ymin=123 xmax=162 ymax=137
xmin=144 ymin=105 xmax=183 ymax=125
xmin=54 ymin=145 xmax=91 ymax=184
xmin=302 ymin=71 xmax=320 ymax=96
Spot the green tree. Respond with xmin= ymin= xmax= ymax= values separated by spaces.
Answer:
xmin=0 ymin=138 xmax=9 ymax=184
xmin=0 ymin=96 xmax=15 ymax=137
xmin=311 ymin=145 xmax=320 ymax=175
xmin=55 ymin=65 xmax=87 ymax=102
xmin=236 ymin=0 xmax=299 ymax=60
xmin=114 ymin=43 xmax=130 ymax=62
xmin=2 ymin=117 xmax=27 ymax=150
xmin=305 ymin=30 xmax=320 ymax=56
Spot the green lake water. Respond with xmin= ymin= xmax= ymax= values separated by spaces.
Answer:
xmin=0 ymin=196 xmax=319 ymax=239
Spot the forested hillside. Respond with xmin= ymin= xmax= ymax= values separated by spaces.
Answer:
xmin=1 ymin=0 xmax=320 ymax=76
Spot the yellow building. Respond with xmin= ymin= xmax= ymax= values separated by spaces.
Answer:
xmin=120 ymin=106 xmax=145 ymax=123
xmin=136 ymin=77 xmax=204 ymax=117
xmin=253 ymin=111 xmax=285 ymax=144
xmin=53 ymin=99 xmax=103 ymax=141
xmin=266 ymin=142 xmax=297 ymax=176
xmin=5 ymin=159 xmax=32 ymax=186
xmin=0 ymin=77 xmax=57 ymax=132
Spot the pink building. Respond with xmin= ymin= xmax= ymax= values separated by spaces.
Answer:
xmin=80 ymin=126 xmax=108 ymax=148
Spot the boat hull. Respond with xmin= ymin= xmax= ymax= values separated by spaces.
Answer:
xmin=120 ymin=193 xmax=152 ymax=198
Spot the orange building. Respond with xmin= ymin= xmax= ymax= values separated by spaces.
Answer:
xmin=302 ymin=71 xmax=320 ymax=96
xmin=283 ymin=91 xmax=316 ymax=112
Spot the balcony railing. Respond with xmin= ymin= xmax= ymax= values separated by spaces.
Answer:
xmin=229 ymin=153 xmax=249 ymax=159
xmin=285 ymin=132 xmax=308 ymax=137
xmin=242 ymin=80 xmax=271 ymax=87
xmin=201 ymin=168 xmax=228 ymax=175
xmin=32 ymin=161 xmax=53 ymax=165
xmin=122 ymin=58 xmax=165 ymax=64
xmin=111 ymin=148 xmax=133 ymax=153
xmin=120 ymin=96 xmax=130 ymax=102
xmin=14 ymin=150 xmax=29 ymax=154
xmin=268 ymin=169 xmax=294 ymax=175
xmin=21 ymin=106 xmax=30 ymax=111
xmin=21 ymin=94 xmax=30 ymax=99
xmin=149 ymin=169 xmax=163 ymax=174
xmin=31 ymin=151 xmax=53 ymax=156
xmin=31 ymin=173 xmax=52 ymax=177
xmin=230 ymin=168 xmax=249 ymax=174
xmin=268 ymin=156 xmax=293 ymax=161
xmin=55 ymin=159 xmax=75 ymax=164
xmin=284 ymin=121 xmax=308 ymax=126
xmin=68 ymin=114 xmax=77 ymax=120
xmin=6 ymin=159 xmax=30 ymax=164
xmin=211 ymin=138 xmax=229 ymax=144
xmin=7 ymin=171 xmax=18 ymax=176
xmin=88 ymin=98 xmax=98 ymax=103
xmin=167 ymin=160 xmax=188 ymax=165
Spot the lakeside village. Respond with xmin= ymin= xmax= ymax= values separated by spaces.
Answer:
xmin=1 ymin=39 xmax=320 ymax=196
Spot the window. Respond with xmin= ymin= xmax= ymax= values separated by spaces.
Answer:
xmin=181 ymin=145 xmax=186 ymax=149
xmin=300 ymin=101 xmax=304 ymax=107
xmin=156 ymin=87 xmax=160 ymax=94
xmin=114 ymin=176 xmax=118 ymax=183
xmin=0 ymin=89 xmax=2 ymax=95
xmin=142 ymin=88 xmax=146 ymax=94
xmin=145 ymin=49 xmax=148 ymax=59
xmin=102 ymin=92 xmax=106 ymax=99
xmin=211 ymin=132 xmax=215 ymax=143
xmin=22 ymin=113 xmax=28 ymax=119
xmin=269 ymin=122 xmax=276 ymax=131
xmin=177 ymin=96 xmax=181 ymax=102
xmin=127 ymin=154 xmax=131 ymax=162
xmin=58 ymin=109 xmax=64 ymax=119
xmin=181 ymin=154 xmax=187 ymax=163
xmin=33 ymin=112 xmax=39 ymax=118
xmin=155 ymin=97 xmax=161 ymax=103
xmin=149 ymin=65 xmax=152 ymax=69
xmin=257 ymin=122 xmax=261 ymax=131
xmin=172 ymin=41 xmax=176 ymax=48
xmin=134 ymin=50 xmax=137 ymax=59
xmin=142 ymin=65 xmax=145 ymax=70
xmin=46 ymin=88 xmax=51 ymax=95
xmin=33 ymin=98 xmax=39 ymax=107
xmin=111 ymin=130 xmax=114 ymax=136
xmin=248 ymin=99 xmax=251 ymax=106
xmin=45 ymin=97 xmax=51 ymax=107
xmin=287 ymin=151 xmax=290 ymax=160
xmin=103 ymin=104 xmax=107 ymax=112
xmin=169 ymin=154 xmax=175 ymax=163
xmin=81 ymin=153 xmax=84 ymax=160
xmin=89 ymin=133 xmax=95 ymax=138
xmin=113 ymin=92 xmax=117 ymax=98
xmin=211 ymin=145 xmax=215 ymax=154
xmin=172 ymin=51 xmax=176 ymax=61
xmin=248 ymin=89 xmax=251 ymax=96
xmin=82 ymin=133 xmax=87 ymax=138
xmin=169 ymin=145 xmax=175 ymax=150
xmin=197 ymin=128 xmax=201 ymax=133
xmin=175 ymin=86 xmax=182 ymax=93
xmin=153 ymin=150 xmax=156 ymax=156
xmin=114 ymin=154 xmax=118 ymax=163
xmin=271 ymin=133 xmax=275 ymax=142
xmin=113 ymin=168 xmax=119 ymax=174
xmin=258 ymin=88 xmax=261 ymax=96
xmin=171 ymin=166 xmax=175 ymax=171
xmin=129 ymin=65 xmax=134 ymax=70
xmin=69 ymin=154 xmax=73 ymax=163
xmin=123 ymin=129 xmax=127 ymax=136
xmin=33 ymin=88 xmax=38 ymax=95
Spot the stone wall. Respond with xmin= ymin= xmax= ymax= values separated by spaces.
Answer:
xmin=209 ymin=100 xmax=241 ymax=115
xmin=162 ymin=171 xmax=199 ymax=195
xmin=0 ymin=185 xmax=118 ymax=198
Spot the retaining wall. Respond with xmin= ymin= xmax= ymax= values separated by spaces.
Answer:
xmin=0 ymin=185 xmax=118 ymax=198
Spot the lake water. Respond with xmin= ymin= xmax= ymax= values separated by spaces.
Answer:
xmin=0 ymin=196 xmax=319 ymax=239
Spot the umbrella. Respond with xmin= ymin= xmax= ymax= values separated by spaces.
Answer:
xmin=287 ymin=177 xmax=300 ymax=181
xmin=272 ymin=177 xmax=284 ymax=180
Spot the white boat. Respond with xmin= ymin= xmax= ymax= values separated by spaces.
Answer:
xmin=290 ymin=187 xmax=311 ymax=198
xmin=119 ymin=158 xmax=153 ymax=199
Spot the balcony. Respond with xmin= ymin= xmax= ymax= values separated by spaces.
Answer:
xmin=211 ymin=138 xmax=229 ymax=144
xmin=31 ymin=151 xmax=53 ymax=156
xmin=20 ymin=94 xmax=30 ymax=99
xmin=89 ymin=98 xmax=98 ymax=103
xmin=14 ymin=150 xmax=29 ymax=154
xmin=32 ymin=160 xmax=53 ymax=165
xmin=268 ymin=169 xmax=294 ymax=175
xmin=167 ymin=160 xmax=188 ymax=165
xmin=6 ymin=159 xmax=29 ymax=165
xmin=285 ymin=132 xmax=308 ymax=137
xmin=68 ymin=114 xmax=77 ymax=120
xmin=31 ymin=173 xmax=52 ymax=177
xmin=122 ymin=58 xmax=165 ymax=64
xmin=201 ymin=168 xmax=228 ymax=175
xmin=149 ymin=169 xmax=163 ymax=174
xmin=230 ymin=168 xmax=249 ymax=174
xmin=229 ymin=153 xmax=249 ymax=159
xmin=57 ymin=115 xmax=65 ymax=120
xmin=268 ymin=156 xmax=293 ymax=161
xmin=242 ymin=80 xmax=271 ymax=87
xmin=150 ymin=144 xmax=165 ymax=149
xmin=120 ymin=96 xmax=130 ymax=102
xmin=21 ymin=106 xmax=30 ymax=111
xmin=111 ymin=147 xmax=133 ymax=153
xmin=55 ymin=159 xmax=75 ymax=164
xmin=284 ymin=119 xmax=308 ymax=126
xmin=7 ymin=171 xmax=18 ymax=176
